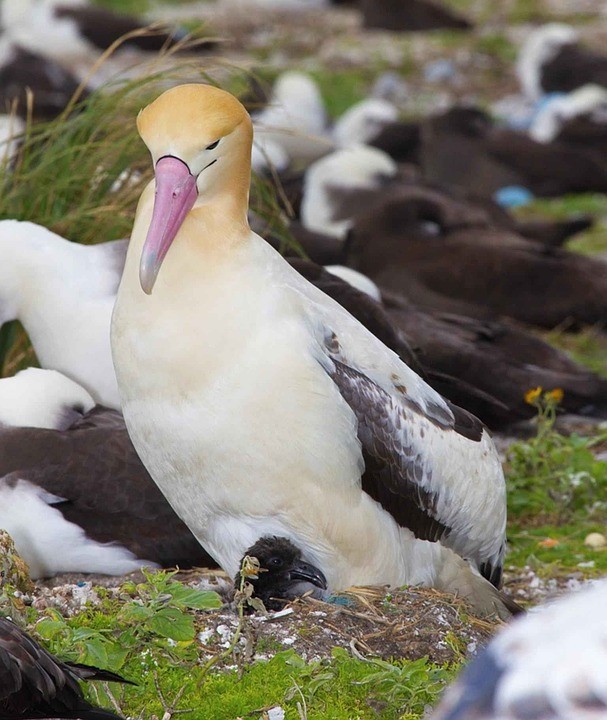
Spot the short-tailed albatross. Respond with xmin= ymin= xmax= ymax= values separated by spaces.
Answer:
xmin=111 ymin=84 xmax=516 ymax=618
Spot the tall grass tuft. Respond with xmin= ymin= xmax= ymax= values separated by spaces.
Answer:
xmin=0 ymin=46 xmax=294 ymax=376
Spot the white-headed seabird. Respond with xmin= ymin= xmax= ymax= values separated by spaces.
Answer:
xmin=111 ymin=84 xmax=519 ymax=619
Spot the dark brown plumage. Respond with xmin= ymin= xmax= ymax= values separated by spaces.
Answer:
xmin=0 ymin=44 xmax=85 ymax=120
xmin=384 ymin=293 xmax=607 ymax=426
xmin=0 ymin=616 xmax=130 ymax=719
xmin=358 ymin=0 xmax=472 ymax=31
xmin=52 ymin=4 xmax=215 ymax=54
xmin=345 ymin=186 xmax=607 ymax=328
xmin=420 ymin=106 xmax=607 ymax=197
xmin=514 ymin=215 xmax=594 ymax=248
xmin=262 ymin=221 xmax=347 ymax=266
xmin=368 ymin=120 xmax=421 ymax=164
xmin=291 ymin=259 xmax=607 ymax=428
xmin=552 ymin=113 xmax=607 ymax=165
xmin=540 ymin=42 xmax=607 ymax=94
xmin=0 ymin=407 xmax=216 ymax=572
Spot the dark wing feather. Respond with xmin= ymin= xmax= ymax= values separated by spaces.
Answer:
xmin=0 ymin=617 xmax=80 ymax=716
xmin=0 ymin=408 xmax=215 ymax=569
xmin=321 ymin=349 xmax=503 ymax=585
xmin=328 ymin=360 xmax=451 ymax=540
xmin=0 ymin=617 xmax=129 ymax=719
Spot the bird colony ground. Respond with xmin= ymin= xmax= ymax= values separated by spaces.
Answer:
xmin=2 ymin=0 xmax=607 ymax=718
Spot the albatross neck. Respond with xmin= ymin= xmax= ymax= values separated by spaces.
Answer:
xmin=189 ymin=185 xmax=251 ymax=244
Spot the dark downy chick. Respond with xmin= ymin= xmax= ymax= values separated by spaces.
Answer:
xmin=236 ymin=536 xmax=327 ymax=611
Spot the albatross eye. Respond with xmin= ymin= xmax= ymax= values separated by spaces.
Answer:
xmin=206 ymin=140 xmax=220 ymax=150
xmin=267 ymin=557 xmax=283 ymax=569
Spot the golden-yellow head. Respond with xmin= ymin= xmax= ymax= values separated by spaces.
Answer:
xmin=136 ymin=84 xmax=253 ymax=294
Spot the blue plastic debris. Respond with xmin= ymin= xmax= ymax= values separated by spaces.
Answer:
xmin=494 ymin=186 xmax=534 ymax=208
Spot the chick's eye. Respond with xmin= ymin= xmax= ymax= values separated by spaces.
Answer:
xmin=267 ymin=557 xmax=283 ymax=568
xmin=206 ymin=139 xmax=220 ymax=150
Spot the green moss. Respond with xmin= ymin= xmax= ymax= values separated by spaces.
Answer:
xmin=507 ymin=522 xmax=607 ymax=575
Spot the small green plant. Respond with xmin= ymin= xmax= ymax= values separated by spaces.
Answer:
xmin=506 ymin=387 xmax=607 ymax=522
xmin=35 ymin=569 xmax=222 ymax=670
xmin=285 ymin=648 xmax=450 ymax=718
xmin=352 ymin=654 xmax=449 ymax=716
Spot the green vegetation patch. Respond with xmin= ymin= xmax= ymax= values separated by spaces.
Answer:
xmin=542 ymin=326 xmax=607 ymax=378
xmin=504 ymin=390 xmax=607 ymax=581
xmin=505 ymin=390 xmax=607 ymax=523
xmin=507 ymin=522 xmax=607 ymax=575
xmin=10 ymin=569 xmax=456 ymax=720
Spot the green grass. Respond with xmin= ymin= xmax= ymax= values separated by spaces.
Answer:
xmin=505 ymin=391 xmax=607 ymax=523
xmin=310 ymin=70 xmax=370 ymax=120
xmin=93 ymin=0 xmax=199 ymax=13
xmin=507 ymin=522 xmax=607 ymax=574
xmin=474 ymin=33 xmax=517 ymax=63
xmin=504 ymin=391 xmax=607 ymax=579
xmin=10 ymin=570 xmax=452 ymax=720
xmin=542 ymin=327 xmax=607 ymax=378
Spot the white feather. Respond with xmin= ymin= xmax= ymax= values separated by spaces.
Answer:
xmin=333 ymin=98 xmax=398 ymax=147
xmin=517 ymin=23 xmax=579 ymax=99
xmin=433 ymin=580 xmax=607 ymax=718
xmin=0 ymin=368 xmax=94 ymax=429
xmin=529 ymin=83 xmax=607 ymax=142
xmin=0 ymin=220 xmax=122 ymax=408
xmin=252 ymin=72 xmax=332 ymax=164
xmin=251 ymin=135 xmax=291 ymax=174
xmin=0 ymin=113 xmax=24 ymax=167
xmin=300 ymin=145 xmax=397 ymax=238
xmin=0 ymin=477 xmax=156 ymax=578
xmin=324 ymin=265 xmax=382 ymax=301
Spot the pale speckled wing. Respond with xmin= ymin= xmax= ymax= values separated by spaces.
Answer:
xmin=280 ymin=256 xmax=507 ymax=585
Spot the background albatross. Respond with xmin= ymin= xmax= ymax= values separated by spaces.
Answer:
xmin=111 ymin=84 xmax=516 ymax=618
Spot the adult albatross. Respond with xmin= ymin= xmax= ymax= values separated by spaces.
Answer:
xmin=111 ymin=84 xmax=514 ymax=618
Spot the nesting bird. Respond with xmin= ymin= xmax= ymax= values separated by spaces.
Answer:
xmin=252 ymin=72 xmax=330 ymax=169
xmin=0 ymin=368 xmax=216 ymax=577
xmin=517 ymin=23 xmax=607 ymax=99
xmin=0 ymin=220 xmax=123 ymax=408
xmin=0 ymin=0 xmax=211 ymax=90
xmin=112 ymin=84 xmax=518 ymax=618
xmin=345 ymin=185 xmax=607 ymax=328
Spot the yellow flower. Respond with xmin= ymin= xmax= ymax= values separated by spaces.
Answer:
xmin=524 ymin=386 xmax=542 ymax=405
xmin=545 ymin=388 xmax=564 ymax=404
